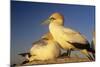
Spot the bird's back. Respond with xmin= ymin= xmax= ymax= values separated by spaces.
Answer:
xmin=62 ymin=27 xmax=89 ymax=44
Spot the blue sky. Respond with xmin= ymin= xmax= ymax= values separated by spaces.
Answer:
xmin=11 ymin=1 xmax=95 ymax=64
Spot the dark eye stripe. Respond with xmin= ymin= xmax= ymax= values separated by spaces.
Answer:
xmin=50 ymin=17 xmax=56 ymax=20
xmin=43 ymin=38 xmax=49 ymax=40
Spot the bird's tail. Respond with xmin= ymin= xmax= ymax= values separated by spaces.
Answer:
xmin=81 ymin=49 xmax=95 ymax=61
xmin=18 ymin=52 xmax=30 ymax=57
xmin=87 ymin=48 xmax=95 ymax=60
xmin=19 ymin=53 xmax=30 ymax=65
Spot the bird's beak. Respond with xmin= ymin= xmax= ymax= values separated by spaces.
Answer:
xmin=41 ymin=18 xmax=50 ymax=25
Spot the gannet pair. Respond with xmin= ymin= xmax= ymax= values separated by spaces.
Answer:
xmin=43 ymin=12 xmax=94 ymax=60
xmin=19 ymin=33 xmax=61 ymax=62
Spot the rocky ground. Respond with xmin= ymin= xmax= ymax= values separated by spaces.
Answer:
xmin=14 ymin=56 xmax=94 ymax=67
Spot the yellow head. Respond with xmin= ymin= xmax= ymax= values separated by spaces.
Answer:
xmin=42 ymin=12 xmax=64 ymax=25
xmin=49 ymin=12 xmax=64 ymax=25
xmin=41 ymin=32 xmax=53 ymax=40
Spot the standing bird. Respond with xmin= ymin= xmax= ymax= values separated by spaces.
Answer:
xmin=19 ymin=32 xmax=61 ymax=63
xmin=91 ymin=31 xmax=95 ymax=59
xmin=43 ymin=12 xmax=94 ymax=60
xmin=91 ymin=31 xmax=95 ymax=50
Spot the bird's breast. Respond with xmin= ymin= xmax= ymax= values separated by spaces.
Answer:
xmin=49 ymin=23 xmax=79 ymax=50
xmin=49 ymin=23 xmax=65 ymax=41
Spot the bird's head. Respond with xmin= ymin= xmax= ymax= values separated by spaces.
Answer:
xmin=41 ymin=32 xmax=53 ymax=40
xmin=42 ymin=12 xmax=64 ymax=25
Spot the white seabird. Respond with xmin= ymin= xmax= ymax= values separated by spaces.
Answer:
xmin=91 ymin=31 xmax=95 ymax=49
xmin=91 ymin=31 xmax=95 ymax=59
xmin=19 ymin=32 xmax=61 ymax=62
xmin=43 ymin=12 xmax=94 ymax=60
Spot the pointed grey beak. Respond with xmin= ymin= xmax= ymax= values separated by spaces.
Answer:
xmin=41 ymin=18 xmax=50 ymax=25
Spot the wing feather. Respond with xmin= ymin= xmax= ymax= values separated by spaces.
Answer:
xmin=62 ymin=27 xmax=88 ymax=44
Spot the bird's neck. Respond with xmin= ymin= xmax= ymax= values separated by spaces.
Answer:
xmin=49 ymin=22 xmax=63 ymax=28
xmin=47 ymin=40 xmax=57 ymax=45
xmin=49 ymin=22 xmax=63 ymax=32
xmin=49 ymin=22 xmax=62 ymax=41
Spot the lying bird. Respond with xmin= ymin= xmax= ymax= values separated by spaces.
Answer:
xmin=42 ymin=12 xmax=94 ymax=60
xmin=19 ymin=32 xmax=61 ymax=63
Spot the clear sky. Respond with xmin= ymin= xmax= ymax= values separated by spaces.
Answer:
xmin=11 ymin=1 xmax=95 ymax=65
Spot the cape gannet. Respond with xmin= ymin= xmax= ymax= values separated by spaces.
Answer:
xmin=91 ymin=31 xmax=95 ymax=50
xmin=43 ymin=12 xmax=94 ymax=60
xmin=91 ymin=31 xmax=95 ymax=59
xmin=19 ymin=32 xmax=61 ymax=62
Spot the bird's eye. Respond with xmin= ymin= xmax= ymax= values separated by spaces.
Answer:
xmin=50 ymin=17 xmax=56 ymax=20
